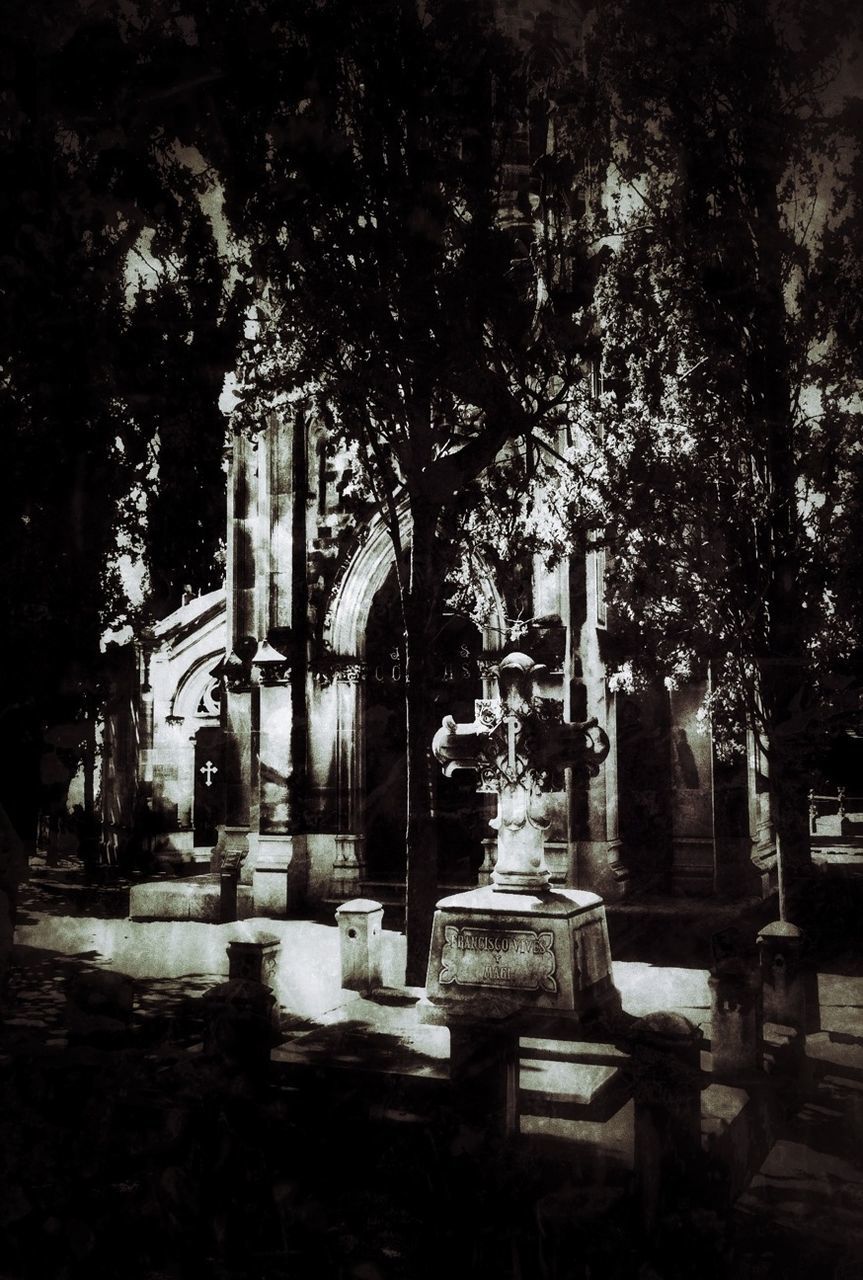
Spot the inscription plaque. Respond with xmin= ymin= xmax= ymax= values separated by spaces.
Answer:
xmin=439 ymin=926 xmax=557 ymax=992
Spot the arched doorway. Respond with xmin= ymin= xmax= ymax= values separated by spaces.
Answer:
xmin=363 ymin=565 xmax=487 ymax=884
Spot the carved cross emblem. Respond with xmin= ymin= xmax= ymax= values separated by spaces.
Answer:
xmin=200 ymin=760 xmax=219 ymax=788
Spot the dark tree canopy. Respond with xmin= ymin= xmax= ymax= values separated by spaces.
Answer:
xmin=0 ymin=0 xmax=235 ymax=836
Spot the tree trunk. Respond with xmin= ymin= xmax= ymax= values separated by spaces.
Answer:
xmin=403 ymin=500 xmax=441 ymax=986
xmin=748 ymin=178 xmax=813 ymax=916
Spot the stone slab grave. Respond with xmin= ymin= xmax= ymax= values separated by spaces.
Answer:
xmin=129 ymin=874 xmax=256 ymax=922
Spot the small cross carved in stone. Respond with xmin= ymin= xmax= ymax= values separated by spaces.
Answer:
xmin=200 ymin=760 xmax=219 ymax=788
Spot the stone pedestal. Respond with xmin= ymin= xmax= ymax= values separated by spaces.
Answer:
xmin=424 ymin=885 xmax=619 ymax=1023
xmin=758 ymin=920 xmax=816 ymax=1034
xmin=252 ymin=833 xmax=305 ymax=917
xmin=709 ymin=960 xmax=762 ymax=1082
xmin=227 ymin=934 xmax=281 ymax=988
xmin=335 ymin=898 xmax=384 ymax=993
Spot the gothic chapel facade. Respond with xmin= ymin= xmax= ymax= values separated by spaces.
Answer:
xmin=106 ymin=404 xmax=768 ymax=923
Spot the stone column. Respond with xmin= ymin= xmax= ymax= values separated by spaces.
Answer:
xmin=170 ymin=718 xmax=193 ymax=833
xmin=137 ymin=641 xmax=155 ymax=802
xmin=568 ymin=549 xmax=619 ymax=898
xmin=253 ymin=659 xmax=303 ymax=917
xmin=228 ymin=430 xmax=258 ymax=648
xmin=331 ymin=660 xmax=366 ymax=896
xmin=218 ymin=672 xmax=253 ymax=876
xmin=213 ymin=430 xmax=258 ymax=873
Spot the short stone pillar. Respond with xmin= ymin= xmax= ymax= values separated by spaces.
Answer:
xmin=757 ymin=920 xmax=814 ymax=1034
xmin=709 ymin=957 xmax=762 ymax=1082
xmin=226 ymin=934 xmax=281 ymax=988
xmin=631 ymin=1012 xmax=703 ymax=1234
xmin=335 ymin=899 xmax=384 ymax=993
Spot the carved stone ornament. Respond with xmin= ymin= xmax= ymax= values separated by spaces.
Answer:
xmin=224 ymin=669 xmax=252 ymax=694
xmin=312 ymin=656 xmax=367 ymax=687
xmin=431 ymin=651 xmax=609 ymax=893
xmin=223 ymin=643 xmax=255 ymax=693
xmin=478 ymin=657 xmax=502 ymax=680
xmin=253 ymin=640 xmax=292 ymax=686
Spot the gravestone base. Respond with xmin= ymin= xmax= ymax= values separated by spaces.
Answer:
xmin=422 ymin=885 xmax=620 ymax=1025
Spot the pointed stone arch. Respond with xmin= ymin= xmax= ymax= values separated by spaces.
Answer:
xmin=323 ymin=502 xmax=506 ymax=658
xmin=314 ymin=504 xmax=506 ymax=894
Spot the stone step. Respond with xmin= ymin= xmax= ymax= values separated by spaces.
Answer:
xmin=520 ymin=1059 xmax=629 ymax=1123
xmin=520 ymin=1037 xmax=629 ymax=1067
xmin=806 ymin=1031 xmax=863 ymax=1081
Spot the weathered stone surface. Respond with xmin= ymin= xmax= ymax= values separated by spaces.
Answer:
xmin=758 ymin=920 xmax=814 ymax=1033
xmin=425 ymin=885 xmax=618 ymax=1021
xmin=129 ymin=877 xmax=221 ymax=922
xmin=226 ymin=934 xmax=281 ymax=987
xmin=709 ymin=961 xmax=763 ymax=1081
xmin=336 ymin=898 xmax=384 ymax=993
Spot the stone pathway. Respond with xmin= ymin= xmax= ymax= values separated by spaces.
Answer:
xmin=0 ymin=943 xmax=223 ymax=1058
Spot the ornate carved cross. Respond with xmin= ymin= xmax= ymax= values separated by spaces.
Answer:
xmin=200 ymin=760 xmax=219 ymax=788
xmin=432 ymin=652 xmax=609 ymax=893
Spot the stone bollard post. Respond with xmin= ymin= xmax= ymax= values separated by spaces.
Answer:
xmin=335 ymin=899 xmax=384 ymax=993
xmin=226 ymin=934 xmax=281 ymax=988
xmin=630 ymin=1012 xmax=703 ymax=1235
xmin=757 ymin=920 xmax=816 ymax=1034
xmin=709 ymin=957 xmax=763 ymax=1082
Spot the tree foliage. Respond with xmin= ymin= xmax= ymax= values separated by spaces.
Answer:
xmin=540 ymin=0 xmax=863 ymax=893
xmin=0 ymin=1 xmax=235 ymax=834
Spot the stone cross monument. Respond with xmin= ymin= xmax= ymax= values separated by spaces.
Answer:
xmin=433 ymin=651 xmax=609 ymax=893
xmin=423 ymin=652 xmax=619 ymax=1025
